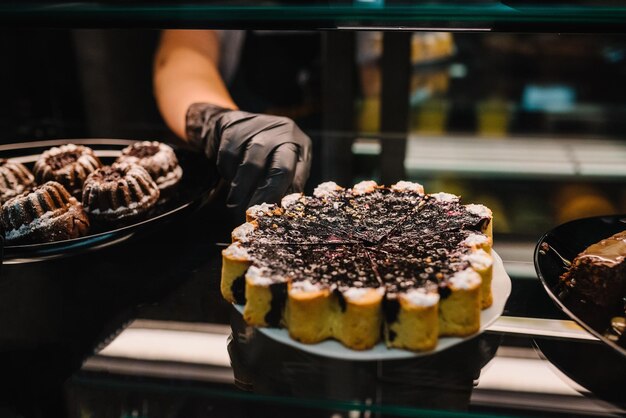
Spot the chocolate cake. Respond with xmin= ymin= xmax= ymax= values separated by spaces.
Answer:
xmin=1 ymin=181 xmax=89 ymax=244
xmin=560 ymin=230 xmax=626 ymax=308
xmin=116 ymin=141 xmax=183 ymax=192
xmin=0 ymin=159 xmax=35 ymax=204
xmin=222 ymin=181 xmax=494 ymax=352
xmin=33 ymin=144 xmax=103 ymax=197
xmin=82 ymin=163 xmax=160 ymax=224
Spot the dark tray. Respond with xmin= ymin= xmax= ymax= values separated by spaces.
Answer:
xmin=0 ymin=138 xmax=216 ymax=263
xmin=534 ymin=215 xmax=626 ymax=358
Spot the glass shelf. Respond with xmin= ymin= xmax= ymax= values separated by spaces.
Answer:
xmin=3 ymin=2 xmax=626 ymax=32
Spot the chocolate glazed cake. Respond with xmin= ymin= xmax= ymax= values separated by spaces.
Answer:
xmin=221 ymin=181 xmax=494 ymax=352
xmin=116 ymin=141 xmax=183 ymax=192
xmin=560 ymin=230 xmax=626 ymax=308
xmin=82 ymin=163 xmax=160 ymax=224
xmin=0 ymin=159 xmax=35 ymax=204
xmin=1 ymin=181 xmax=89 ymax=244
xmin=33 ymin=144 xmax=103 ymax=197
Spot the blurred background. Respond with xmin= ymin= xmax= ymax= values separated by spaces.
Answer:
xmin=1 ymin=24 xmax=626 ymax=417
xmin=2 ymin=29 xmax=625 ymax=246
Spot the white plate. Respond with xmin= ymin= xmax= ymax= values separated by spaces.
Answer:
xmin=234 ymin=250 xmax=511 ymax=361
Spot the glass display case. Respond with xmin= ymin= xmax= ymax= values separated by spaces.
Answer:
xmin=0 ymin=2 xmax=625 ymax=417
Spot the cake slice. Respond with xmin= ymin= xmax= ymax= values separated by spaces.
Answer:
xmin=284 ymin=246 xmax=383 ymax=350
xmin=560 ymin=230 xmax=626 ymax=308
xmin=438 ymin=268 xmax=482 ymax=336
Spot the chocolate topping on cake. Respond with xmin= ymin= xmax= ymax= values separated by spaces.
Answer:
xmin=577 ymin=231 xmax=626 ymax=267
xmin=561 ymin=230 xmax=626 ymax=308
xmin=235 ymin=181 xmax=490 ymax=299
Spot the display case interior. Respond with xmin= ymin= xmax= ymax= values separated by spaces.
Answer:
xmin=0 ymin=3 xmax=625 ymax=417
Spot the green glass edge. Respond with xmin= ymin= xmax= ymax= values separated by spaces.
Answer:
xmin=2 ymin=4 xmax=626 ymax=24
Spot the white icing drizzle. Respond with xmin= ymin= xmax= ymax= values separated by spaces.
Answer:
xmin=449 ymin=269 xmax=481 ymax=290
xmin=313 ymin=181 xmax=342 ymax=198
xmin=222 ymin=242 xmax=250 ymax=260
xmin=352 ymin=180 xmax=378 ymax=195
xmin=462 ymin=233 xmax=489 ymax=248
xmin=401 ymin=288 xmax=440 ymax=307
xmin=465 ymin=203 xmax=492 ymax=218
xmin=430 ymin=192 xmax=459 ymax=203
xmin=464 ymin=249 xmax=493 ymax=270
xmin=232 ymin=222 xmax=256 ymax=242
xmin=391 ymin=181 xmax=424 ymax=194
xmin=281 ymin=193 xmax=303 ymax=208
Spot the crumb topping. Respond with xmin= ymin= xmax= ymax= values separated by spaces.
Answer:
xmin=235 ymin=183 xmax=491 ymax=297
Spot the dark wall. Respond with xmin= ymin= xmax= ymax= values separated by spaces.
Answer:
xmin=0 ymin=29 xmax=172 ymax=145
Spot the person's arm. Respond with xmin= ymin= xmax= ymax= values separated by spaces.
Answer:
xmin=153 ymin=30 xmax=237 ymax=140
xmin=153 ymin=30 xmax=312 ymax=214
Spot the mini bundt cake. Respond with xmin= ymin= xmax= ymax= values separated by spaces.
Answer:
xmin=33 ymin=144 xmax=103 ymax=197
xmin=1 ymin=181 xmax=90 ymax=244
xmin=82 ymin=163 xmax=160 ymax=224
xmin=116 ymin=141 xmax=183 ymax=192
xmin=0 ymin=159 xmax=35 ymax=204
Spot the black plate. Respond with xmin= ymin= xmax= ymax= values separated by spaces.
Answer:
xmin=0 ymin=138 xmax=216 ymax=262
xmin=534 ymin=215 xmax=626 ymax=358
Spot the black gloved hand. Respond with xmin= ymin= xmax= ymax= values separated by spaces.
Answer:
xmin=186 ymin=103 xmax=312 ymax=212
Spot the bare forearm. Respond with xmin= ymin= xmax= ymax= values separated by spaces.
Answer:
xmin=153 ymin=30 xmax=237 ymax=140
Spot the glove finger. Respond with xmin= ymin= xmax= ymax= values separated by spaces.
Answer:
xmin=248 ymin=143 xmax=299 ymax=207
xmin=225 ymin=135 xmax=277 ymax=210
xmin=216 ymin=115 xmax=287 ymax=181
xmin=291 ymin=142 xmax=312 ymax=193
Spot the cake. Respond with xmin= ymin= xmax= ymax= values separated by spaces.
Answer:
xmin=33 ymin=144 xmax=103 ymax=197
xmin=1 ymin=181 xmax=90 ymax=244
xmin=0 ymin=159 xmax=35 ymax=204
xmin=82 ymin=163 xmax=160 ymax=224
xmin=221 ymin=180 xmax=494 ymax=352
xmin=116 ymin=141 xmax=183 ymax=192
xmin=560 ymin=230 xmax=626 ymax=308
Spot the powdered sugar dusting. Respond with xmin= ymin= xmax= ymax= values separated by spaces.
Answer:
xmin=462 ymin=233 xmax=489 ymax=248
xmin=246 ymin=203 xmax=276 ymax=218
xmin=391 ymin=181 xmax=424 ymax=194
xmin=343 ymin=286 xmax=384 ymax=302
xmin=314 ymin=181 xmax=342 ymax=198
xmin=155 ymin=165 xmax=183 ymax=188
xmin=353 ymin=180 xmax=378 ymax=196
xmin=290 ymin=280 xmax=322 ymax=294
xmin=401 ymin=288 xmax=440 ymax=307
xmin=246 ymin=265 xmax=285 ymax=286
xmin=281 ymin=193 xmax=303 ymax=208
xmin=89 ymin=193 xmax=154 ymax=215
xmin=430 ymin=192 xmax=459 ymax=203
xmin=465 ymin=204 xmax=491 ymax=218
xmin=464 ymin=249 xmax=493 ymax=270
xmin=232 ymin=222 xmax=256 ymax=242
xmin=223 ymin=242 xmax=250 ymax=260
xmin=449 ymin=269 xmax=481 ymax=290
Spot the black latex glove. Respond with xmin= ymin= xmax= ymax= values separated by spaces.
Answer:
xmin=186 ymin=103 xmax=312 ymax=212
